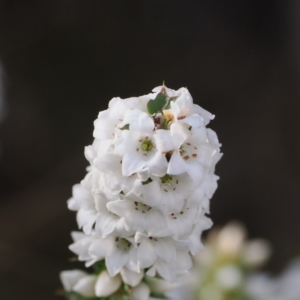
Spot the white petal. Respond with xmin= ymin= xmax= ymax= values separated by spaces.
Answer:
xmin=155 ymin=238 xmax=176 ymax=262
xmin=94 ymin=154 xmax=121 ymax=176
xmin=156 ymin=259 xmax=175 ymax=282
xmin=125 ymin=246 xmax=140 ymax=273
xmin=141 ymin=180 xmax=162 ymax=207
xmin=147 ymin=152 xmax=168 ymax=177
xmin=67 ymin=198 xmax=80 ymax=211
xmin=132 ymin=282 xmax=150 ymax=300
xmin=60 ymin=270 xmax=87 ymax=291
xmin=122 ymin=152 xmax=145 ymax=176
xmin=146 ymin=210 xmax=169 ymax=236
xmin=154 ymin=130 xmax=174 ymax=152
xmin=106 ymin=248 xmax=129 ymax=277
xmin=71 ymin=231 xmax=85 ymax=242
xmin=84 ymin=145 xmax=95 ymax=164
xmin=137 ymin=238 xmax=157 ymax=268
xmin=185 ymin=162 xmax=204 ymax=185
xmin=170 ymin=123 xmax=189 ymax=149
xmin=190 ymin=126 xmax=207 ymax=144
xmin=88 ymin=239 xmax=110 ymax=260
xmin=107 ymin=200 xmax=132 ymax=218
xmin=207 ymin=128 xmax=220 ymax=147
xmin=95 ymin=213 xmax=116 ymax=238
xmin=73 ymin=275 xmax=97 ymax=297
xmin=167 ymin=151 xmax=186 ymax=175
xmin=70 ymin=183 xmax=94 ymax=210
xmin=76 ymin=209 xmax=97 ymax=235
xmin=137 ymin=168 xmax=150 ymax=182
xmin=134 ymin=232 xmax=147 ymax=243
xmin=175 ymin=250 xmax=193 ymax=274
xmin=95 ymin=271 xmax=121 ymax=297
xmin=193 ymin=104 xmax=214 ymax=125
xmin=120 ymin=268 xmax=144 ymax=287
xmin=146 ymin=265 xmax=156 ymax=277
xmin=181 ymin=114 xmax=204 ymax=128
xmin=126 ymin=110 xmax=154 ymax=132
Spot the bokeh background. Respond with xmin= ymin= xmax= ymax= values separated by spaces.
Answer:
xmin=0 ymin=0 xmax=299 ymax=299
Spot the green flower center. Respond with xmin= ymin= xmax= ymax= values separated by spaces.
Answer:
xmin=115 ymin=237 xmax=131 ymax=251
xmin=141 ymin=139 xmax=153 ymax=151
xmin=160 ymin=174 xmax=173 ymax=185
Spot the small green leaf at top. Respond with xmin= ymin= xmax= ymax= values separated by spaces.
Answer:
xmin=164 ymin=96 xmax=178 ymax=110
xmin=147 ymin=92 xmax=168 ymax=115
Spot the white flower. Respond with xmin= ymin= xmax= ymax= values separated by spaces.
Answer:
xmin=60 ymin=270 xmax=88 ymax=292
xmin=137 ymin=173 xmax=196 ymax=214
xmin=247 ymin=259 xmax=300 ymax=300
xmin=88 ymin=235 xmax=139 ymax=277
xmin=165 ymin=201 xmax=198 ymax=238
xmin=60 ymin=270 xmax=97 ymax=297
xmin=135 ymin=232 xmax=176 ymax=269
xmin=169 ymin=89 xmax=205 ymax=128
xmin=107 ymin=192 xmax=167 ymax=235
xmin=167 ymin=123 xmax=220 ymax=185
xmin=132 ymin=282 xmax=151 ymax=300
xmin=188 ymin=214 xmax=213 ymax=255
xmin=146 ymin=249 xmax=192 ymax=282
xmin=94 ymin=152 xmax=142 ymax=194
xmin=242 ymin=239 xmax=271 ymax=268
xmin=95 ymin=270 xmax=122 ymax=297
xmin=120 ymin=267 xmax=144 ymax=287
xmin=63 ymin=85 xmax=222 ymax=297
xmin=94 ymin=191 xmax=127 ymax=238
xmin=216 ymin=265 xmax=243 ymax=289
xmin=72 ymin=275 xmax=97 ymax=297
xmin=93 ymin=97 xmax=127 ymax=141
xmin=115 ymin=110 xmax=169 ymax=177
xmin=146 ymin=257 xmax=175 ymax=282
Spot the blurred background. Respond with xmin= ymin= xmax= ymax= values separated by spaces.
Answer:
xmin=0 ymin=0 xmax=299 ymax=299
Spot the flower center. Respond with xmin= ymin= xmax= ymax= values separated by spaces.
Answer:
xmin=160 ymin=174 xmax=173 ymax=185
xmin=134 ymin=201 xmax=152 ymax=213
xmin=179 ymin=142 xmax=198 ymax=161
xmin=141 ymin=139 xmax=153 ymax=152
xmin=160 ymin=175 xmax=179 ymax=192
xmin=115 ymin=237 xmax=132 ymax=251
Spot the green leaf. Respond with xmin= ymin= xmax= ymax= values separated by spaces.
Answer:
xmin=164 ymin=96 xmax=178 ymax=110
xmin=120 ymin=124 xmax=130 ymax=130
xmin=142 ymin=178 xmax=153 ymax=185
xmin=92 ymin=260 xmax=106 ymax=274
xmin=147 ymin=92 xmax=168 ymax=115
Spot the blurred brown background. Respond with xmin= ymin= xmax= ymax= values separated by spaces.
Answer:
xmin=0 ymin=0 xmax=299 ymax=299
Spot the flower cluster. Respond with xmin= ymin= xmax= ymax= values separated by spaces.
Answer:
xmin=166 ymin=222 xmax=271 ymax=300
xmin=61 ymin=85 xmax=222 ymax=299
xmin=247 ymin=259 xmax=300 ymax=300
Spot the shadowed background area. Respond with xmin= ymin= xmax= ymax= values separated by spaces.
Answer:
xmin=0 ymin=0 xmax=299 ymax=299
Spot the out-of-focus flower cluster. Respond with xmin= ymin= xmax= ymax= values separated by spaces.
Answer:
xmin=247 ymin=259 xmax=300 ymax=300
xmin=166 ymin=222 xmax=271 ymax=300
xmin=166 ymin=222 xmax=300 ymax=300
xmin=60 ymin=85 xmax=222 ymax=299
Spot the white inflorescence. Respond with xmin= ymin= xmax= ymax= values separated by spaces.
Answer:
xmin=65 ymin=85 xmax=222 ymax=299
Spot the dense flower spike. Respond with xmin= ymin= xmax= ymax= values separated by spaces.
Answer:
xmin=61 ymin=85 xmax=222 ymax=299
